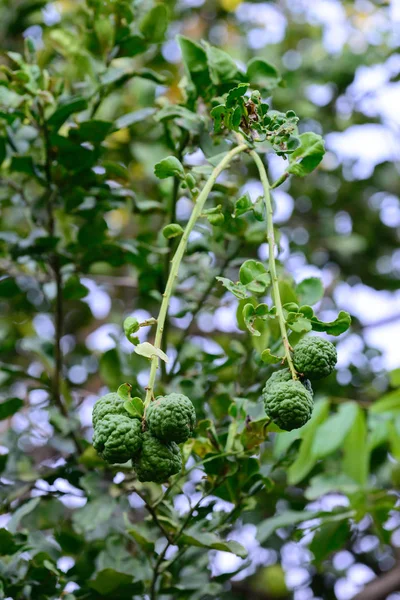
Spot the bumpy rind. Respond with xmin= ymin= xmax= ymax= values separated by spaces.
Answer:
xmin=146 ymin=393 xmax=196 ymax=444
xmin=132 ymin=431 xmax=182 ymax=483
xmin=263 ymin=368 xmax=313 ymax=396
xmin=263 ymin=381 xmax=314 ymax=431
xmin=293 ymin=336 xmax=337 ymax=380
xmin=92 ymin=392 xmax=133 ymax=428
xmin=93 ymin=414 xmax=142 ymax=463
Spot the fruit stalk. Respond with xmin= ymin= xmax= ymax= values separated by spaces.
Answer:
xmin=144 ymin=143 xmax=248 ymax=409
xmin=250 ymin=150 xmax=297 ymax=379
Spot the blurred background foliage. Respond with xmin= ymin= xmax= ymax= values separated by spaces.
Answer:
xmin=0 ymin=0 xmax=400 ymax=599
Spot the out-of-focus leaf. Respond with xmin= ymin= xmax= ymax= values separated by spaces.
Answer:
xmin=47 ymin=97 xmax=88 ymax=130
xmin=311 ymin=402 xmax=358 ymax=459
xmin=296 ymin=278 xmax=324 ymax=306
xmin=179 ymin=529 xmax=247 ymax=558
xmin=0 ymin=397 xmax=23 ymax=420
xmin=370 ymin=389 xmax=400 ymax=414
xmin=140 ymin=4 xmax=169 ymax=42
xmin=246 ymin=58 xmax=280 ymax=90
xmin=342 ymin=405 xmax=368 ymax=486
xmin=89 ymin=569 xmax=144 ymax=596
xmin=8 ymin=497 xmax=40 ymax=533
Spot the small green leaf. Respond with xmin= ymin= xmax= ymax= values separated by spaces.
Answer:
xmin=124 ymin=397 xmax=144 ymax=419
xmin=216 ymin=276 xmax=248 ymax=299
xmin=162 ymin=223 xmax=184 ymax=239
xmin=117 ymin=383 xmax=132 ymax=402
xmin=234 ymin=193 xmax=253 ymax=217
xmin=261 ymin=349 xmax=283 ymax=364
xmin=287 ymin=132 xmax=325 ymax=177
xmin=226 ymin=83 xmax=249 ymax=108
xmin=0 ymin=397 xmax=23 ymax=420
xmin=117 ymin=35 xmax=147 ymax=58
xmin=154 ymin=156 xmax=185 ymax=180
xmin=239 ymin=260 xmax=270 ymax=294
xmin=135 ymin=342 xmax=169 ymax=363
xmin=47 ymin=97 xmax=88 ymax=130
xmin=140 ymin=4 xmax=169 ymax=42
xmin=289 ymin=317 xmax=312 ymax=333
xmin=123 ymin=317 xmax=140 ymax=345
xmin=246 ymin=58 xmax=280 ymax=91
xmin=310 ymin=311 xmax=351 ymax=336
xmin=296 ymin=277 xmax=324 ymax=306
xmin=177 ymin=35 xmax=211 ymax=91
xmin=179 ymin=529 xmax=247 ymax=558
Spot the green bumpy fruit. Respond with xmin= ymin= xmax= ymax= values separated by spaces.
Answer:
xmin=146 ymin=393 xmax=196 ymax=444
xmin=132 ymin=431 xmax=182 ymax=483
xmin=93 ymin=414 xmax=142 ymax=463
xmin=263 ymin=368 xmax=313 ymax=396
xmin=293 ymin=336 xmax=337 ymax=380
xmin=263 ymin=381 xmax=314 ymax=431
xmin=92 ymin=392 xmax=131 ymax=428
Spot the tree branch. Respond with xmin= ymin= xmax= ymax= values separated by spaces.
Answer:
xmin=353 ymin=565 xmax=400 ymax=600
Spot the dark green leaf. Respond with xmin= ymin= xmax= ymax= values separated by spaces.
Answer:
xmin=47 ymin=97 xmax=88 ymax=130
xmin=140 ymin=4 xmax=169 ymax=42
xmin=0 ymin=397 xmax=23 ymax=420
xmin=179 ymin=529 xmax=247 ymax=558
xmin=117 ymin=35 xmax=147 ymax=58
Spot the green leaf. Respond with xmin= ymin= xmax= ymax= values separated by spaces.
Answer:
xmin=311 ymin=402 xmax=359 ymax=459
xmin=0 ymin=529 xmax=27 ymax=556
xmin=305 ymin=473 xmax=359 ymax=501
xmin=0 ymin=397 xmax=23 ymax=420
xmin=287 ymin=132 xmax=325 ymax=177
xmin=47 ymin=97 xmax=88 ymax=130
xmin=124 ymin=397 xmax=144 ymax=419
xmin=115 ymin=108 xmax=156 ymax=129
xmin=163 ymin=223 xmax=184 ymax=239
xmin=123 ymin=317 xmax=140 ymax=345
xmin=0 ymin=137 xmax=6 ymax=165
xmin=342 ymin=405 xmax=368 ymax=486
xmin=179 ymin=529 xmax=247 ymax=558
xmin=246 ymin=58 xmax=280 ymax=91
xmin=204 ymin=42 xmax=240 ymax=85
xmin=177 ymin=35 xmax=211 ymax=91
xmin=310 ymin=521 xmax=351 ymax=564
xmin=261 ymin=349 xmax=283 ymax=364
xmin=126 ymin=523 xmax=155 ymax=553
xmin=117 ymin=35 xmax=147 ymax=58
xmin=257 ymin=510 xmax=319 ymax=543
xmin=296 ymin=277 xmax=324 ymax=306
xmin=154 ymin=156 xmax=185 ymax=179
xmin=155 ymin=105 xmax=203 ymax=133
xmin=140 ymin=4 xmax=169 ymax=42
xmin=226 ymin=83 xmax=249 ymax=108
xmin=71 ymin=119 xmax=113 ymax=143
xmin=63 ymin=275 xmax=89 ymax=300
xmin=310 ymin=310 xmax=351 ymax=336
xmin=239 ymin=260 xmax=270 ymax=294
xmin=287 ymin=399 xmax=330 ymax=485
xmin=370 ymin=389 xmax=400 ymax=414
xmin=89 ymin=569 xmax=143 ymax=596
xmin=216 ymin=276 xmax=248 ymax=299
xmin=134 ymin=342 xmax=169 ymax=363
xmin=234 ymin=193 xmax=253 ymax=217
xmin=8 ymin=497 xmax=40 ymax=533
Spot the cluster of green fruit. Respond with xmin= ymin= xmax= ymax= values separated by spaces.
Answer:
xmin=262 ymin=336 xmax=337 ymax=431
xmin=92 ymin=392 xmax=196 ymax=483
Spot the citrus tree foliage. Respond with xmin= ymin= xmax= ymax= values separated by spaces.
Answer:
xmin=1 ymin=2 xmax=400 ymax=600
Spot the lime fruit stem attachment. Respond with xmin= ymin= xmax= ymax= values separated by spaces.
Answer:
xmin=144 ymin=143 xmax=249 ymax=410
xmin=250 ymin=150 xmax=298 ymax=380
